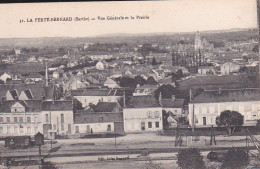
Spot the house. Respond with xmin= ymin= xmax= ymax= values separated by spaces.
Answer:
xmin=160 ymin=95 xmax=185 ymax=117
xmin=53 ymin=71 xmax=60 ymax=79
xmin=188 ymin=88 xmax=260 ymax=128
xmin=0 ymin=72 xmax=12 ymax=83
xmin=96 ymin=60 xmax=108 ymax=70
xmin=198 ymin=66 xmax=215 ymax=75
xmin=64 ymin=76 xmax=88 ymax=91
xmin=133 ymin=85 xmax=157 ymax=96
xmin=0 ymin=100 xmax=43 ymax=136
xmin=103 ymin=78 xmax=119 ymax=89
xmin=220 ymin=62 xmax=240 ymax=75
xmin=41 ymin=101 xmax=74 ymax=137
xmin=123 ymin=95 xmax=163 ymax=132
xmin=23 ymin=73 xmax=43 ymax=83
xmin=74 ymin=102 xmax=123 ymax=134
xmin=72 ymin=88 xmax=124 ymax=107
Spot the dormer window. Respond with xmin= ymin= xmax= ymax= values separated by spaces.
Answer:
xmin=11 ymin=102 xmax=26 ymax=113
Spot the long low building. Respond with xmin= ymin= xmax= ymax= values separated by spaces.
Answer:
xmin=189 ymin=88 xmax=260 ymax=128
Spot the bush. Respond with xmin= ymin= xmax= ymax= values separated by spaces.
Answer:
xmin=221 ymin=148 xmax=249 ymax=169
xmin=177 ymin=148 xmax=205 ymax=169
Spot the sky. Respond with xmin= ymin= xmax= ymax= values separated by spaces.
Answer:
xmin=0 ymin=0 xmax=258 ymax=38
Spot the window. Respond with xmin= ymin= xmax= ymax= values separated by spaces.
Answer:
xmin=14 ymin=127 xmax=18 ymax=134
xmin=19 ymin=117 xmax=23 ymax=123
xmin=53 ymin=125 xmax=57 ymax=130
xmin=34 ymin=127 xmax=38 ymax=133
xmin=14 ymin=117 xmax=18 ymax=123
xmin=195 ymin=116 xmax=198 ymax=124
xmin=27 ymin=117 xmax=31 ymax=123
xmin=45 ymin=114 xmax=49 ymax=123
xmin=34 ymin=116 xmax=38 ymax=123
xmin=155 ymin=121 xmax=159 ymax=128
xmin=202 ymin=107 xmax=207 ymax=114
xmin=7 ymin=126 xmax=11 ymax=134
xmin=0 ymin=117 xmax=3 ymax=122
xmin=61 ymin=123 xmax=64 ymax=131
xmin=75 ymin=126 xmax=79 ymax=133
xmin=141 ymin=122 xmax=145 ymax=131
xmin=209 ymin=107 xmax=215 ymax=114
xmin=7 ymin=117 xmax=10 ymax=123
xmin=0 ymin=127 xmax=3 ymax=133
xmin=155 ymin=111 xmax=160 ymax=118
xmin=147 ymin=111 xmax=152 ymax=118
xmin=19 ymin=127 xmax=24 ymax=133
xmin=98 ymin=117 xmax=104 ymax=123
xmin=61 ymin=114 xmax=64 ymax=123
xmin=148 ymin=122 xmax=152 ymax=128
xmin=107 ymin=125 xmax=111 ymax=131
xmin=27 ymin=127 xmax=31 ymax=133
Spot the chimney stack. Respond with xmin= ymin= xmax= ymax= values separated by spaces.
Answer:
xmin=159 ymin=92 xmax=162 ymax=107
xmin=123 ymin=91 xmax=126 ymax=108
xmin=218 ymin=88 xmax=222 ymax=95
xmin=171 ymin=95 xmax=175 ymax=101
xmin=45 ymin=61 xmax=49 ymax=86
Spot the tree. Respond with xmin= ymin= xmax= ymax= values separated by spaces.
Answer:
xmin=216 ymin=110 xmax=244 ymax=135
xmin=152 ymin=57 xmax=157 ymax=65
xmin=119 ymin=76 xmax=137 ymax=88
xmin=177 ymin=148 xmax=205 ymax=169
xmin=221 ymin=148 xmax=249 ymax=169
xmin=252 ymin=44 xmax=259 ymax=53
xmin=146 ymin=76 xmax=157 ymax=85
xmin=154 ymin=84 xmax=178 ymax=100
xmin=176 ymin=69 xmax=184 ymax=79
xmin=134 ymin=75 xmax=146 ymax=86
xmin=256 ymin=120 xmax=260 ymax=132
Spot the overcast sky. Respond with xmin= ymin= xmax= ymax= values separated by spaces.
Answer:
xmin=0 ymin=0 xmax=257 ymax=38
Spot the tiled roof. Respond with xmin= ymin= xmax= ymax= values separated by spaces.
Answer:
xmin=191 ymin=88 xmax=260 ymax=103
xmin=0 ymin=83 xmax=54 ymax=100
xmin=73 ymin=89 xmax=124 ymax=96
xmin=126 ymin=95 xmax=161 ymax=108
xmin=23 ymin=89 xmax=33 ymax=99
xmin=179 ymin=74 xmax=254 ymax=91
xmin=161 ymin=99 xmax=185 ymax=108
xmin=42 ymin=101 xmax=73 ymax=111
xmin=94 ymin=102 xmax=118 ymax=112
xmin=9 ymin=90 xmax=18 ymax=99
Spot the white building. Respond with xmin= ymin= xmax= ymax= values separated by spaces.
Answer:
xmin=0 ymin=72 xmax=12 ymax=83
xmin=0 ymin=100 xmax=43 ymax=136
xmin=72 ymin=89 xmax=124 ymax=107
xmin=220 ymin=62 xmax=240 ymax=75
xmin=123 ymin=95 xmax=163 ymax=132
xmin=41 ymin=101 xmax=74 ymax=137
xmin=96 ymin=60 xmax=108 ymax=70
xmin=103 ymin=78 xmax=119 ymax=88
xmin=189 ymin=88 xmax=260 ymax=128
xmin=198 ymin=66 xmax=215 ymax=75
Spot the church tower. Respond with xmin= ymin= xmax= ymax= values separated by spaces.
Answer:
xmin=194 ymin=31 xmax=202 ymax=51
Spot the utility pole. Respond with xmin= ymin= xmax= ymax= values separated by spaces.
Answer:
xmin=114 ymin=128 xmax=117 ymax=148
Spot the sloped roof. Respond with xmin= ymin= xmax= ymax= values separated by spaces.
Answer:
xmin=94 ymin=102 xmax=118 ymax=112
xmin=9 ymin=90 xmax=18 ymax=99
xmin=126 ymin=95 xmax=161 ymax=108
xmin=42 ymin=101 xmax=73 ymax=111
xmin=161 ymin=99 xmax=185 ymax=108
xmin=179 ymin=74 xmax=254 ymax=91
xmin=191 ymin=88 xmax=260 ymax=103
xmin=0 ymin=100 xmax=42 ymax=113
xmin=23 ymin=89 xmax=33 ymax=99
xmin=0 ymin=83 xmax=54 ymax=100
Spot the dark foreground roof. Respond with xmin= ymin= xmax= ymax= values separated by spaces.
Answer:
xmin=42 ymin=101 xmax=73 ymax=111
xmin=0 ymin=83 xmax=54 ymax=100
xmin=191 ymin=88 xmax=260 ymax=103
xmin=161 ymin=99 xmax=185 ymax=108
xmin=126 ymin=95 xmax=161 ymax=108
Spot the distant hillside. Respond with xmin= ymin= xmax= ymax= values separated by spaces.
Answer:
xmin=0 ymin=28 xmax=258 ymax=49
